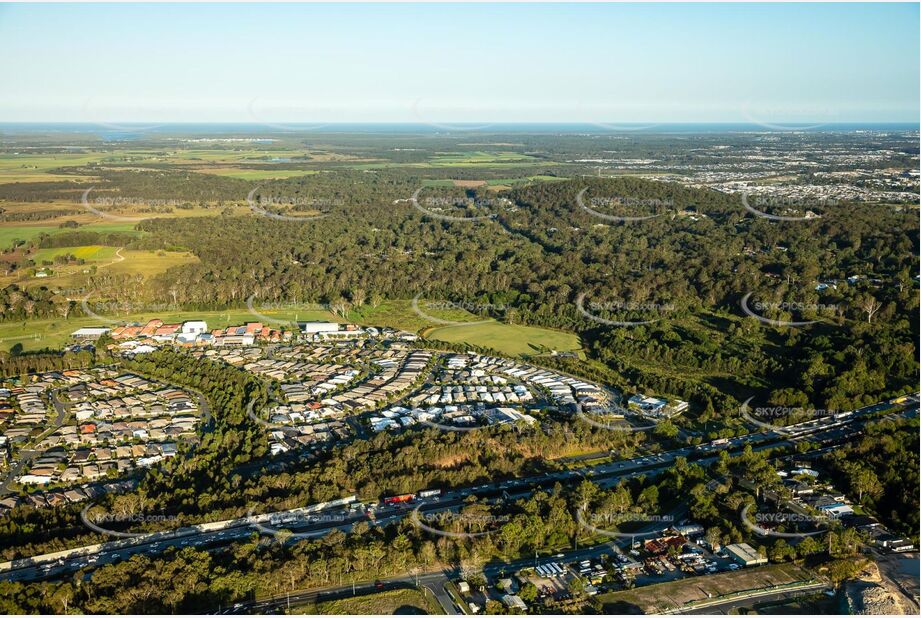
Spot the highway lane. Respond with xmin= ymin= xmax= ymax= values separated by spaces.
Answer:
xmin=1 ymin=394 xmax=915 ymax=584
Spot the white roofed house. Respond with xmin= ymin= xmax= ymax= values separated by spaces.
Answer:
xmin=71 ymin=327 xmax=111 ymax=340
xmin=299 ymin=321 xmax=340 ymax=334
xmin=181 ymin=320 xmax=208 ymax=335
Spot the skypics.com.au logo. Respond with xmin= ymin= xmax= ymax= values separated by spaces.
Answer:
xmin=576 ymin=507 xmax=674 ymax=540
xmin=410 ymin=294 xmax=506 ymax=327
xmin=576 ymin=292 xmax=675 ymax=327
xmin=576 ymin=188 xmax=673 ymax=223
xmin=246 ymin=188 xmax=337 ymax=222
xmin=81 ymin=505 xmax=179 ymax=539
xmin=740 ymin=504 xmax=830 ymax=539
xmin=740 ymin=193 xmax=834 ymax=222
xmin=410 ymin=507 xmax=509 ymax=539
xmin=739 ymin=292 xmax=838 ymax=328
xmin=407 ymin=187 xmax=504 ymax=223
xmin=80 ymin=188 xmax=167 ymax=222
xmin=738 ymin=397 xmax=839 ymax=433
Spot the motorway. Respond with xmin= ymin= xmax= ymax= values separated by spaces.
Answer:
xmin=0 ymin=394 xmax=916 ymax=587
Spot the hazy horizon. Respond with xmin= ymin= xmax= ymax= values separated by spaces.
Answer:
xmin=1 ymin=3 xmax=918 ymax=124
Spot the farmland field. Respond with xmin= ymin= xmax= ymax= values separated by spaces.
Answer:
xmin=32 ymin=245 xmax=119 ymax=263
xmin=0 ymin=152 xmax=107 ymax=183
xmin=427 ymin=151 xmax=544 ymax=167
xmin=0 ymin=225 xmax=63 ymax=249
xmin=0 ymin=222 xmax=143 ymax=250
xmin=193 ymin=167 xmax=320 ymax=180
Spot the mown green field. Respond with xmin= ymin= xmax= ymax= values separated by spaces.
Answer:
xmin=426 ymin=321 xmax=582 ymax=357
xmin=32 ymin=245 xmax=119 ymax=263
xmin=0 ymin=222 xmax=142 ymax=250
xmin=0 ymin=226 xmax=62 ymax=249
xmin=348 ymin=299 xmax=487 ymax=333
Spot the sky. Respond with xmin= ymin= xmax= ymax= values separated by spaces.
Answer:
xmin=0 ymin=2 xmax=918 ymax=124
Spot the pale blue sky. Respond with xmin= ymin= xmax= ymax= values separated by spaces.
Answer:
xmin=0 ymin=3 xmax=918 ymax=123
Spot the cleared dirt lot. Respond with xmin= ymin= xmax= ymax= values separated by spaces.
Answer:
xmin=598 ymin=563 xmax=815 ymax=613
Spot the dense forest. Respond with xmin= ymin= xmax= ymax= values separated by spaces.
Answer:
xmin=823 ymin=418 xmax=920 ymax=536
xmin=71 ymin=174 xmax=917 ymax=416
xmin=1 ymin=171 xmax=917 ymax=436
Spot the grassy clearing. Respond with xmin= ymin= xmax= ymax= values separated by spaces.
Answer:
xmin=0 ymin=222 xmax=143 ymax=250
xmin=194 ymin=167 xmax=320 ymax=180
xmin=101 ymin=249 xmax=197 ymax=277
xmin=428 ymin=151 xmax=539 ymax=167
xmin=421 ymin=179 xmax=456 ymax=188
xmin=297 ymin=588 xmax=440 ymax=615
xmin=13 ymin=248 xmax=199 ymax=290
xmin=597 ymin=563 xmax=815 ymax=614
xmin=0 ymin=153 xmax=108 ymax=183
xmin=426 ymin=321 xmax=582 ymax=357
xmin=32 ymin=245 xmax=119 ymax=263
xmin=348 ymin=299 xmax=498 ymax=334
xmin=0 ymin=225 xmax=63 ymax=249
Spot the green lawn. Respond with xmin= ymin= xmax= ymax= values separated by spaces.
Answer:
xmin=0 ymin=226 xmax=63 ymax=249
xmin=0 ymin=222 xmax=142 ymax=250
xmin=348 ymin=299 xmax=485 ymax=333
xmin=426 ymin=321 xmax=582 ymax=357
xmin=32 ymin=245 xmax=119 ymax=263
